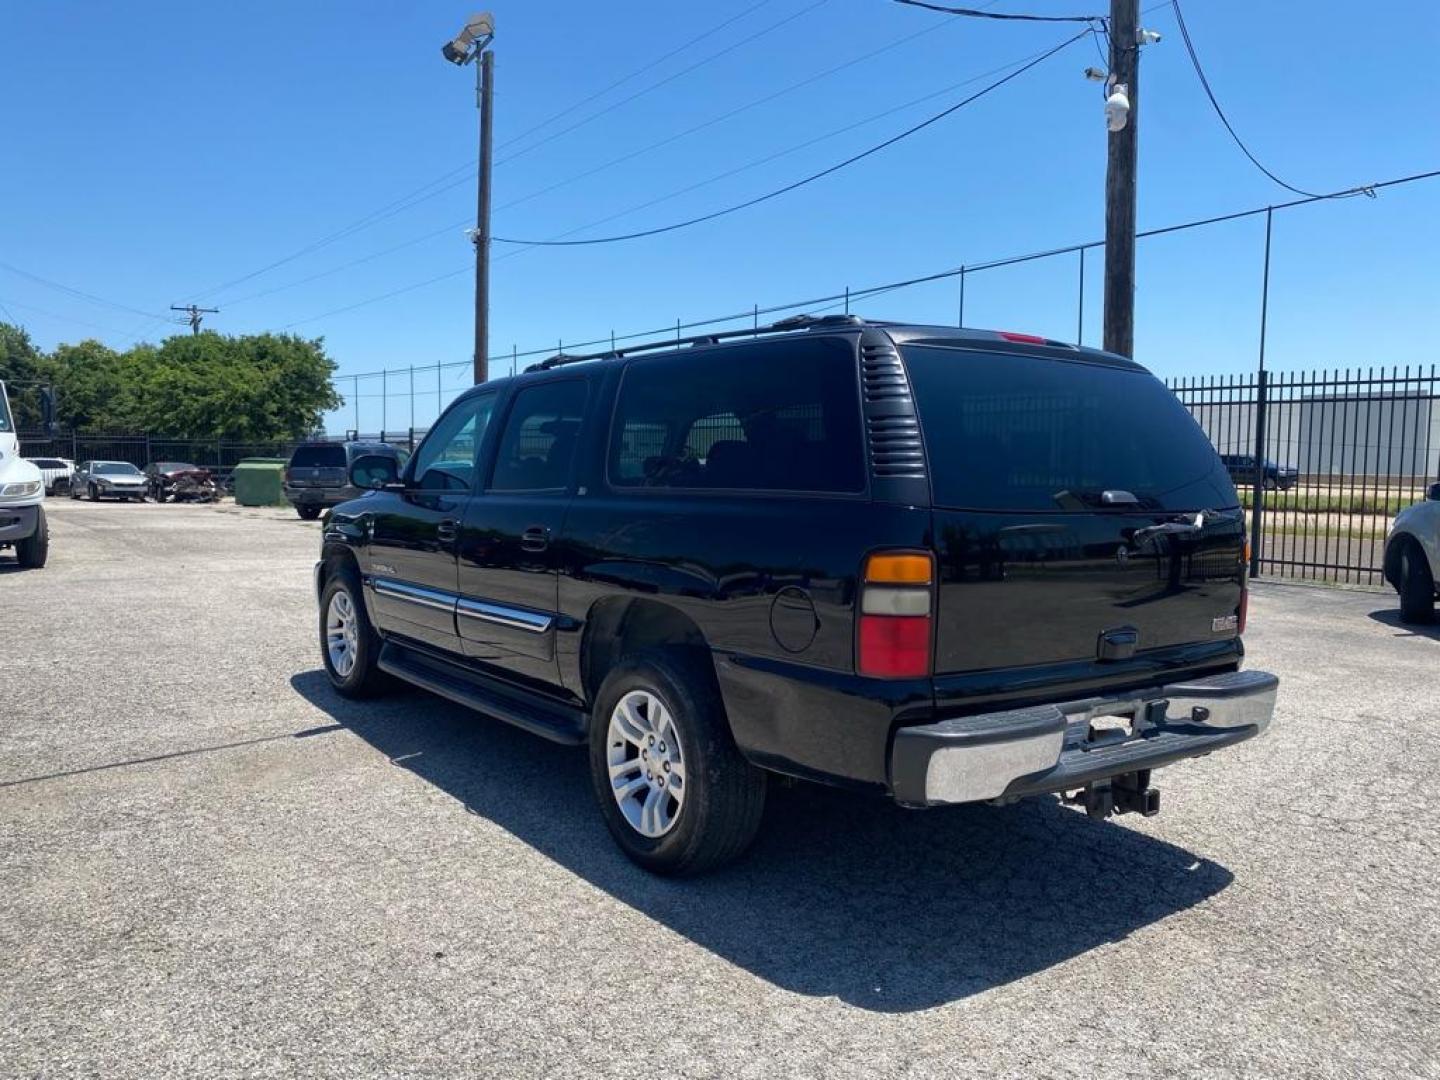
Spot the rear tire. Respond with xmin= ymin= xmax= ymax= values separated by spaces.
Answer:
xmin=319 ymin=565 xmax=392 ymax=698
xmin=589 ymin=650 xmax=766 ymax=876
xmin=1398 ymin=540 xmax=1436 ymax=624
xmin=298 ymin=505 xmax=322 ymax=520
xmin=15 ymin=507 xmax=48 ymax=569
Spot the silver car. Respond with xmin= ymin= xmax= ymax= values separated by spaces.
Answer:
xmin=70 ymin=460 xmax=148 ymax=502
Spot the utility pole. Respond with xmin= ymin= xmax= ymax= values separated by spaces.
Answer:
xmin=1102 ymin=0 xmax=1139 ymax=358
xmin=170 ymin=303 xmax=219 ymax=335
xmin=474 ymin=47 xmax=495 ymax=385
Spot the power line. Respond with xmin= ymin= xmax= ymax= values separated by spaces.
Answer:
xmin=185 ymin=1 xmax=806 ymax=305
xmin=492 ymin=0 xmax=835 ymax=169
xmin=503 ymin=41 xmax=1080 ymax=251
xmin=893 ymin=0 xmax=1103 ymax=22
xmin=490 ymin=29 xmax=1091 ymax=247
xmin=0 ymin=261 xmax=169 ymax=322
xmin=324 ymin=166 xmax=1440 ymax=373
xmin=224 ymin=9 xmax=981 ymax=309
xmin=493 ymin=0 xmax=778 ymax=155
xmin=1170 ymin=0 xmax=1359 ymax=200
xmin=280 ymin=32 xmax=1085 ymax=327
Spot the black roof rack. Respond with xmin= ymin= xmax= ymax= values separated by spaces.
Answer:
xmin=523 ymin=313 xmax=866 ymax=373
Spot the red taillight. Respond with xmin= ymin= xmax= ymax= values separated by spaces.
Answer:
xmin=998 ymin=331 xmax=1048 ymax=345
xmin=857 ymin=552 xmax=934 ymax=679
xmin=858 ymin=615 xmax=931 ymax=678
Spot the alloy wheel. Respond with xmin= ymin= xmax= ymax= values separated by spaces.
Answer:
xmin=326 ymin=589 xmax=359 ymax=678
xmin=606 ymin=690 xmax=686 ymax=838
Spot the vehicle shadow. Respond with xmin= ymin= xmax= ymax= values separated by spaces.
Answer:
xmin=291 ymin=670 xmax=1233 ymax=1013
xmin=1367 ymin=607 xmax=1440 ymax=641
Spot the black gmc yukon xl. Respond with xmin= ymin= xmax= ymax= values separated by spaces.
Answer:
xmin=314 ymin=316 xmax=1278 ymax=874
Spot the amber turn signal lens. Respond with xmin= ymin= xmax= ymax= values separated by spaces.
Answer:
xmin=864 ymin=552 xmax=933 ymax=584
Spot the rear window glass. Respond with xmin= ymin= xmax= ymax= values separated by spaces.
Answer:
xmin=289 ymin=445 xmax=346 ymax=468
xmin=902 ymin=346 xmax=1234 ymax=512
xmin=609 ymin=338 xmax=864 ymax=494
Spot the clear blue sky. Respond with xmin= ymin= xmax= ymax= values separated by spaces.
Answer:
xmin=3 ymin=0 xmax=1437 ymax=432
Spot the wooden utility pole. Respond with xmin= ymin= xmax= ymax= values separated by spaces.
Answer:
xmin=170 ymin=303 xmax=219 ymax=335
xmin=1102 ymin=0 xmax=1139 ymax=358
xmin=473 ymin=48 xmax=495 ymax=385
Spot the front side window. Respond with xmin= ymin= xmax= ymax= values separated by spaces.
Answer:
xmin=411 ymin=393 xmax=496 ymax=491
xmin=490 ymin=380 xmax=588 ymax=492
xmin=608 ymin=337 xmax=864 ymax=493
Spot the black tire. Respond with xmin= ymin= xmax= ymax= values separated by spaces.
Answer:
xmin=1264 ymin=476 xmax=1278 ymax=492
xmin=1398 ymin=540 xmax=1436 ymax=625
xmin=588 ymin=650 xmax=766 ymax=876
xmin=88 ymin=483 xmax=99 ymax=502
xmin=318 ymin=565 xmax=392 ymax=698
xmin=297 ymin=504 xmax=322 ymax=521
xmin=15 ymin=507 xmax=48 ymax=569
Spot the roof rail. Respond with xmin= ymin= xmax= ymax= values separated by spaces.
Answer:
xmin=524 ymin=313 xmax=865 ymax=373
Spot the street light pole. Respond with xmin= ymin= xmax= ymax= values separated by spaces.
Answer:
xmin=441 ymin=12 xmax=496 ymax=385
xmin=474 ymin=47 xmax=494 ymax=385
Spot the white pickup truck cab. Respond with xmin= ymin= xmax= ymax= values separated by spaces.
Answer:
xmin=1385 ymin=483 xmax=1440 ymax=623
xmin=0 ymin=380 xmax=48 ymax=569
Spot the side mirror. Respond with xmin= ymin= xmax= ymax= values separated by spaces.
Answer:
xmin=1427 ymin=482 xmax=1440 ymax=502
xmin=350 ymin=454 xmax=401 ymax=491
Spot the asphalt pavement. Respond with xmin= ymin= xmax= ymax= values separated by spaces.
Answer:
xmin=1 ymin=499 xmax=1436 ymax=1079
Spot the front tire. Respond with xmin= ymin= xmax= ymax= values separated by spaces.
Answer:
xmin=297 ymin=505 xmax=322 ymax=521
xmin=589 ymin=650 xmax=766 ymax=876
xmin=1398 ymin=540 xmax=1436 ymax=624
xmin=319 ymin=566 xmax=391 ymax=697
xmin=88 ymin=483 xmax=99 ymax=501
xmin=15 ymin=507 xmax=48 ymax=569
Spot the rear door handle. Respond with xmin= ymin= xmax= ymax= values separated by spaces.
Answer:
xmin=521 ymin=525 xmax=550 ymax=552
xmin=436 ymin=518 xmax=459 ymax=543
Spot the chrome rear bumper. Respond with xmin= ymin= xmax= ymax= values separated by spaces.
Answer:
xmin=889 ymin=669 xmax=1277 ymax=807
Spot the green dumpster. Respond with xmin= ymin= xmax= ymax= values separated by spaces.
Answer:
xmin=231 ymin=457 xmax=290 ymax=507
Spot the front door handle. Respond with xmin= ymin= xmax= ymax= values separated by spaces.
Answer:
xmin=436 ymin=518 xmax=459 ymax=543
xmin=521 ymin=525 xmax=550 ymax=552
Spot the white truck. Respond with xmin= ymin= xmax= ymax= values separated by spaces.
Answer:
xmin=0 ymin=380 xmax=48 ymax=569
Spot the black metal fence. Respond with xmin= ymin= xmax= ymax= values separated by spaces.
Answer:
xmin=22 ymin=367 xmax=1440 ymax=589
xmin=1168 ymin=365 xmax=1439 ymax=587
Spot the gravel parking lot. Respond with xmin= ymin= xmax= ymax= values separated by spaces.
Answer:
xmin=2 ymin=499 xmax=1437 ymax=1079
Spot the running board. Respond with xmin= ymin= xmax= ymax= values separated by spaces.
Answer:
xmin=378 ymin=641 xmax=588 ymax=746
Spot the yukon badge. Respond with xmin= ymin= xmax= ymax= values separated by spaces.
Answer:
xmin=1212 ymin=614 xmax=1239 ymax=633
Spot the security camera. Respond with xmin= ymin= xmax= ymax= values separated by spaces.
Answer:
xmin=1084 ymin=66 xmax=1107 ymax=82
xmin=1105 ymin=83 xmax=1131 ymax=132
xmin=1137 ymin=28 xmax=1162 ymax=45
xmin=441 ymin=12 xmax=494 ymax=64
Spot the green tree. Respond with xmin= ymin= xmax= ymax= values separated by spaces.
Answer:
xmin=133 ymin=332 xmax=340 ymax=439
xmin=0 ymin=322 xmax=55 ymax=428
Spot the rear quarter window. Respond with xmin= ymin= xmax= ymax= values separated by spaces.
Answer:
xmin=902 ymin=345 xmax=1234 ymax=512
xmin=608 ymin=337 xmax=864 ymax=494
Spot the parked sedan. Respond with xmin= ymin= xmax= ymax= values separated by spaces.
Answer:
xmin=1218 ymin=453 xmax=1300 ymax=492
xmin=71 ymin=460 xmax=147 ymax=502
xmin=145 ymin=461 xmax=218 ymax=502
xmin=1385 ymin=483 xmax=1440 ymax=623
xmin=23 ymin=457 xmax=75 ymax=494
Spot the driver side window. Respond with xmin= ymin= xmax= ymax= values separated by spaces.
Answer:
xmin=412 ymin=393 xmax=496 ymax=492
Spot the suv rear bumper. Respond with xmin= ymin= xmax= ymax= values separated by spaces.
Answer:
xmin=889 ymin=669 xmax=1277 ymax=807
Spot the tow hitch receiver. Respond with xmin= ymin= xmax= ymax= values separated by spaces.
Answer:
xmin=1066 ymin=771 xmax=1160 ymax=819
